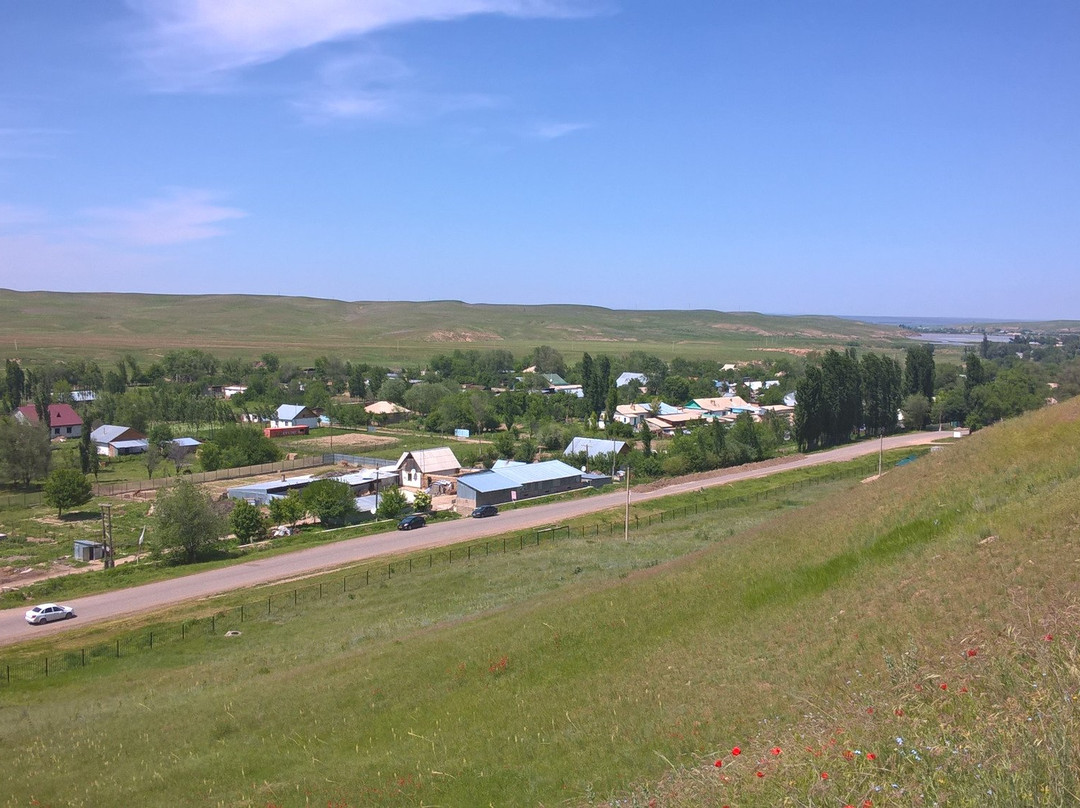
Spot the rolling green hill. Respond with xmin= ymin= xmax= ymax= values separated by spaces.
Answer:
xmin=1 ymin=396 xmax=1078 ymax=805
xmin=0 ymin=288 xmax=907 ymax=365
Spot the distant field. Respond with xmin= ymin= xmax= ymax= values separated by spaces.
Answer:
xmin=0 ymin=288 xmax=912 ymax=365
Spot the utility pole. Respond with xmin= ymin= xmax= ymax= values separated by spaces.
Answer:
xmin=623 ymin=466 xmax=631 ymax=541
xmin=100 ymin=503 xmax=114 ymax=569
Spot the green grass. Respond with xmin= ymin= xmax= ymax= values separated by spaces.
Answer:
xmin=0 ymin=289 xmax=913 ymax=366
xmin=1 ymin=402 xmax=1078 ymax=806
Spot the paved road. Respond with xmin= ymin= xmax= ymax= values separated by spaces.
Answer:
xmin=0 ymin=431 xmax=949 ymax=646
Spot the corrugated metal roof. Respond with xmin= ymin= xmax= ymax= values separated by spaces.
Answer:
xmin=276 ymin=404 xmax=313 ymax=421
xmin=564 ymin=437 xmax=627 ymax=458
xmin=492 ymin=459 xmax=581 ymax=485
xmin=112 ymin=439 xmax=149 ymax=450
xmin=457 ymin=470 xmax=521 ymax=494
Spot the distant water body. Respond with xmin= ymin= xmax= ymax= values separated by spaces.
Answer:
xmin=906 ymin=333 xmax=1012 ymax=345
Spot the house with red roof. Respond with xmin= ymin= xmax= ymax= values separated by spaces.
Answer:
xmin=13 ymin=403 xmax=84 ymax=439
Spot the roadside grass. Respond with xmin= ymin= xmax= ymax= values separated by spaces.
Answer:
xmin=2 ymin=404 xmax=1076 ymax=807
xmin=0 ymin=450 xmax=901 ymax=610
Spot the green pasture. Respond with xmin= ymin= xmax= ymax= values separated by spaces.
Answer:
xmin=0 ymin=289 xmax=913 ymax=366
xmin=1 ymin=400 xmax=1078 ymax=806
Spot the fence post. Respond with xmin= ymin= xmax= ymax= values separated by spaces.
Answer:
xmin=149 ymin=632 xmax=153 ymax=650
xmin=449 ymin=549 xmax=452 ymax=564
xmin=467 ymin=546 xmax=471 ymax=561
xmin=116 ymin=639 xmax=120 ymax=658
xmin=211 ymin=615 xmax=215 ymax=633
xmin=182 ymin=623 xmax=186 ymax=640
xmin=82 ymin=648 xmax=85 ymax=667
xmin=45 ymin=657 xmax=48 ymax=677
xmin=294 ymin=590 xmax=297 ymax=607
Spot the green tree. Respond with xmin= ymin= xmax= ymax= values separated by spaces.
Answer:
xmin=300 ymin=479 xmax=357 ymax=528
xmin=793 ymin=366 xmax=825 ymax=451
xmin=901 ymin=393 xmax=931 ymax=431
xmin=152 ymin=479 xmax=226 ymax=564
xmin=43 ymin=468 xmax=93 ymax=517
xmin=903 ymin=344 xmax=936 ymax=399
xmin=412 ymin=491 xmax=432 ymax=513
xmin=268 ymin=491 xmax=306 ymax=527
xmin=230 ymin=499 xmax=267 ymax=543
xmin=0 ymin=418 xmax=51 ymax=487
xmin=375 ymin=486 xmax=409 ymax=520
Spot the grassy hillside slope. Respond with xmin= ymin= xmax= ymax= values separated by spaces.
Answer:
xmin=0 ymin=288 xmax=903 ymax=365
xmin=2 ymin=400 xmax=1079 ymax=807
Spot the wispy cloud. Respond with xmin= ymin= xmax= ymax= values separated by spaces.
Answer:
xmin=126 ymin=0 xmax=603 ymax=90
xmin=0 ymin=203 xmax=49 ymax=230
xmin=530 ymin=121 xmax=592 ymax=140
xmin=78 ymin=188 xmax=246 ymax=246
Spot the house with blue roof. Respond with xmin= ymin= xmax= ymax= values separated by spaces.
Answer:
xmin=455 ymin=459 xmax=584 ymax=512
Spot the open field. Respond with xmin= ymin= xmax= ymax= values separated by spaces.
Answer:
xmin=0 ymin=399 xmax=1078 ymax=805
xmin=0 ymin=288 xmax=912 ymax=365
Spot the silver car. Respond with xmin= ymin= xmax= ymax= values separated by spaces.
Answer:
xmin=25 ymin=603 xmax=75 ymax=625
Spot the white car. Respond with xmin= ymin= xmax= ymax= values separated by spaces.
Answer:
xmin=25 ymin=603 xmax=75 ymax=625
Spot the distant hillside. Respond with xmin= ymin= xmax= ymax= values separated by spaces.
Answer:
xmin=0 ymin=288 xmax=906 ymax=365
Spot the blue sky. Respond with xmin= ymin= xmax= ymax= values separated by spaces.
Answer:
xmin=1 ymin=1 xmax=1077 ymax=319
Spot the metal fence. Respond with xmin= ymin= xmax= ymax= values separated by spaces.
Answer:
xmin=90 ymin=455 xmax=345 ymax=497
xmin=0 ymin=457 xmax=887 ymax=688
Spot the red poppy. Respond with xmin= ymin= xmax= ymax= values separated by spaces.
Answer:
xmin=821 ymin=772 xmax=829 ymax=780
xmin=894 ymin=708 xmax=905 ymax=717
xmin=960 ymin=686 xmax=968 ymax=693
xmin=866 ymin=707 xmax=874 ymax=714
xmin=732 ymin=746 xmax=741 ymax=756
xmin=967 ymin=648 xmax=978 ymax=657
xmin=755 ymin=771 xmax=764 ymax=778
xmin=769 ymin=746 xmax=782 ymax=756
xmin=1044 ymin=633 xmax=1054 ymax=642
xmin=843 ymin=749 xmax=854 ymax=760
xmin=867 ymin=753 xmax=876 ymax=761
xmin=940 ymin=682 xmax=948 ymax=691
xmin=863 ymin=802 xmax=874 ymax=808
xmin=714 ymin=760 xmax=722 ymax=768
xmin=914 ymin=684 xmax=923 ymax=692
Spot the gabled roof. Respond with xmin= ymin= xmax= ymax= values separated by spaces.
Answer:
xmin=564 ymin=437 xmax=627 ymax=458
xmin=615 ymin=372 xmax=648 ymax=387
xmin=90 ymin=424 xmax=146 ymax=443
xmin=394 ymin=447 xmax=462 ymax=473
xmin=14 ymin=403 xmax=83 ymax=428
xmin=490 ymin=459 xmax=581 ymax=485
xmin=276 ymin=404 xmax=316 ymax=421
xmin=364 ymin=400 xmax=411 ymax=415
xmin=456 ymin=469 xmax=521 ymax=494
xmin=171 ymin=437 xmax=203 ymax=447
xmin=457 ymin=459 xmax=582 ymax=493
xmin=542 ymin=373 xmax=569 ymax=386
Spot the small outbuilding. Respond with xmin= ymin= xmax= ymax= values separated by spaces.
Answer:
xmin=73 ymin=540 xmax=106 ymax=562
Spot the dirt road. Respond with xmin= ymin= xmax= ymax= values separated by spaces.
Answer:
xmin=0 ymin=431 xmax=950 ymax=646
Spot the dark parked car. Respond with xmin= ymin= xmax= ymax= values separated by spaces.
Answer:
xmin=397 ymin=514 xmax=426 ymax=530
xmin=471 ymin=505 xmax=499 ymax=518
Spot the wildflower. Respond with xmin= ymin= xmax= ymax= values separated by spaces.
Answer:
xmin=894 ymin=708 xmax=904 ymax=717
xmin=914 ymin=683 xmax=923 ymax=692
xmin=867 ymin=753 xmax=877 ymax=761
xmin=866 ymin=707 xmax=874 ymax=714
xmin=960 ymin=686 xmax=968 ymax=693
xmin=732 ymin=746 xmax=741 ymax=756
xmin=940 ymin=682 xmax=948 ymax=691
xmin=1044 ymin=633 xmax=1054 ymax=642
xmin=714 ymin=760 xmax=722 ymax=768
xmin=756 ymin=771 xmax=764 ymax=778
xmin=821 ymin=772 xmax=829 ymax=780
xmin=769 ymin=746 xmax=782 ymax=756
xmin=843 ymin=749 xmax=855 ymax=760
xmin=864 ymin=801 xmax=873 ymax=807
xmin=967 ymin=648 xmax=978 ymax=657
xmin=896 ymin=737 xmax=904 ymax=745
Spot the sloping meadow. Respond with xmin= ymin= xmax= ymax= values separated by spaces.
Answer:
xmin=3 ymin=400 xmax=1079 ymax=807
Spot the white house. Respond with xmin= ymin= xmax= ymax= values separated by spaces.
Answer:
xmin=393 ymin=447 xmax=462 ymax=489
xmin=273 ymin=404 xmax=320 ymax=430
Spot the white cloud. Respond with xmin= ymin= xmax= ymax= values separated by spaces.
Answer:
xmin=78 ymin=188 xmax=246 ymax=246
xmin=0 ymin=203 xmax=48 ymax=230
xmin=127 ymin=0 xmax=602 ymax=89
xmin=530 ymin=121 xmax=591 ymax=139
